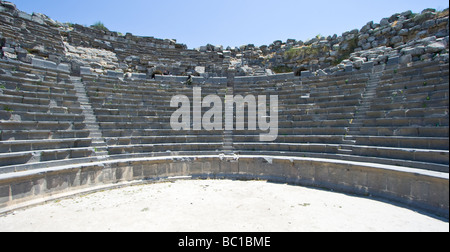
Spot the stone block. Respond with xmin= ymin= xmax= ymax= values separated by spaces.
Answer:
xmin=301 ymin=71 xmax=312 ymax=77
xmin=80 ymin=66 xmax=93 ymax=75
xmin=399 ymin=54 xmax=412 ymax=65
xmin=106 ymin=70 xmax=124 ymax=78
xmin=344 ymin=65 xmax=353 ymax=72
xmin=361 ymin=61 xmax=374 ymax=70
xmin=57 ymin=63 xmax=71 ymax=73
xmin=387 ymin=56 xmax=399 ymax=66
xmin=426 ymin=42 xmax=445 ymax=53
xmin=130 ymin=73 xmax=147 ymax=79
xmin=31 ymin=58 xmax=57 ymax=69
xmin=391 ymin=36 xmax=403 ymax=44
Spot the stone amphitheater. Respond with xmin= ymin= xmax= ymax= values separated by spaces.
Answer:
xmin=0 ymin=1 xmax=448 ymax=231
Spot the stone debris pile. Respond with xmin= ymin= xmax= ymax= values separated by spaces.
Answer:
xmin=1 ymin=0 xmax=449 ymax=77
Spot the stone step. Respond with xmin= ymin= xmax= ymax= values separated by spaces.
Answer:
xmin=337 ymin=148 xmax=353 ymax=154
xmin=342 ymin=139 xmax=356 ymax=144
xmin=71 ymin=79 xmax=105 ymax=143
xmin=89 ymin=133 xmax=103 ymax=138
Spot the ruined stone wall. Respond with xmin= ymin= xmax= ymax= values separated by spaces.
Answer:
xmin=0 ymin=1 xmax=226 ymax=77
xmin=227 ymin=8 xmax=449 ymax=76
xmin=1 ymin=1 xmax=449 ymax=78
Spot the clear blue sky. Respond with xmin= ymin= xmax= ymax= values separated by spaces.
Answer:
xmin=11 ymin=0 xmax=449 ymax=49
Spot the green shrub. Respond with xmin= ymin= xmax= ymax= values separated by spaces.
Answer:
xmin=332 ymin=37 xmax=359 ymax=66
xmin=284 ymin=44 xmax=328 ymax=60
xmin=3 ymin=105 xmax=13 ymax=112
xmin=90 ymin=21 xmax=109 ymax=32
xmin=272 ymin=65 xmax=293 ymax=73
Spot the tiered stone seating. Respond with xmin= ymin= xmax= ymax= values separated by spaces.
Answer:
xmin=0 ymin=10 xmax=65 ymax=58
xmin=2 ymin=60 xmax=446 ymax=173
xmin=344 ymin=61 xmax=449 ymax=171
xmin=0 ymin=60 xmax=448 ymax=218
xmin=0 ymin=60 xmax=94 ymax=173
xmin=228 ymin=63 xmax=448 ymax=173
xmin=0 ymin=2 xmax=448 ymax=219
xmin=232 ymin=69 xmax=370 ymax=156
xmin=82 ymin=75 xmax=227 ymax=158
xmin=66 ymin=25 xmax=224 ymax=76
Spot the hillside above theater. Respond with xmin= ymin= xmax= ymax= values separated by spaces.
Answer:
xmin=1 ymin=1 xmax=448 ymax=77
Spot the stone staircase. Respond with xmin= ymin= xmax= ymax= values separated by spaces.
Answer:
xmin=223 ymin=71 xmax=235 ymax=154
xmin=223 ymin=90 xmax=234 ymax=153
xmin=339 ymin=64 xmax=385 ymax=154
xmin=71 ymin=76 xmax=108 ymax=157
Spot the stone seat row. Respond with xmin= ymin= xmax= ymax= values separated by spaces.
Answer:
xmin=0 ymin=91 xmax=80 ymax=109
xmin=0 ymin=147 xmax=94 ymax=172
xmin=350 ymin=135 xmax=448 ymax=150
xmin=235 ymin=82 xmax=366 ymax=96
xmin=0 ymin=60 xmax=71 ymax=80
xmin=107 ymin=143 xmax=224 ymax=156
xmin=380 ymin=61 xmax=449 ymax=80
xmin=0 ymin=15 xmax=62 ymax=39
xmin=235 ymin=147 xmax=448 ymax=173
xmin=380 ymin=64 xmax=449 ymax=80
xmin=85 ymin=80 xmax=227 ymax=94
xmin=347 ymin=145 xmax=448 ymax=166
xmin=381 ymin=70 xmax=449 ymax=86
xmin=104 ymin=139 xmax=449 ymax=172
xmin=85 ymin=98 xmax=361 ymax=118
xmin=0 ymin=138 xmax=92 ymax=153
xmin=0 ymin=120 xmax=85 ymax=131
xmin=98 ymin=125 xmax=349 ymax=139
xmin=361 ymin=116 xmax=448 ymax=130
xmin=0 ymin=10 xmax=65 ymax=39
xmin=355 ymin=125 xmax=448 ymax=137
xmin=84 ymin=86 xmax=227 ymax=99
xmin=86 ymin=93 xmax=363 ymax=112
xmin=0 ymin=88 xmax=80 ymax=106
xmin=0 ymin=129 xmax=90 ymax=141
xmin=300 ymin=75 xmax=370 ymax=88
xmin=0 ymin=75 xmax=77 ymax=97
xmin=102 ymin=129 xmax=225 ymax=138
xmin=0 ymin=110 xmax=84 ymax=122
xmin=232 ymin=128 xmax=447 ymax=146
xmin=0 ymin=99 xmax=82 ymax=115
xmin=84 ymin=79 xmax=368 ymax=107
xmin=368 ymin=99 xmax=448 ymax=112
xmin=93 ymin=102 xmax=356 ymax=115
xmin=0 ymin=26 xmax=65 ymax=57
xmin=105 ymin=135 xmax=224 ymax=146
xmin=96 ymin=120 xmax=349 ymax=133
xmin=365 ymin=107 xmax=449 ymax=119
xmin=384 ymin=88 xmax=449 ymax=105
xmin=85 ymin=74 xmax=368 ymax=98
xmin=90 ymin=107 xmax=357 ymax=123
xmin=104 ymin=134 xmax=345 ymax=146
xmin=232 ymin=130 xmax=448 ymax=151
xmin=234 ymin=142 xmax=448 ymax=168
xmin=377 ymin=75 xmax=449 ymax=93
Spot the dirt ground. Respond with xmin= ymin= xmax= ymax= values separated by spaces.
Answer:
xmin=0 ymin=179 xmax=447 ymax=232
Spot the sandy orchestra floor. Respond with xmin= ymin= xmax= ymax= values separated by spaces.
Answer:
xmin=0 ymin=179 xmax=448 ymax=232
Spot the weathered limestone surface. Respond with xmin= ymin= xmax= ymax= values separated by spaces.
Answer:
xmin=1 ymin=1 xmax=448 ymax=77
xmin=0 ymin=155 xmax=448 ymax=218
xmin=0 ymin=1 xmax=448 ymax=218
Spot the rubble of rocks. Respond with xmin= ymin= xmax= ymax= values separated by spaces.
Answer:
xmin=1 ymin=0 xmax=448 ymax=77
xmin=196 ymin=8 xmax=449 ymax=76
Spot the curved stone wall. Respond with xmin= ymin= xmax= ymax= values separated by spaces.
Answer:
xmin=0 ymin=57 xmax=448 ymax=218
xmin=0 ymin=1 xmax=448 ymax=220
xmin=0 ymin=155 xmax=448 ymax=218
